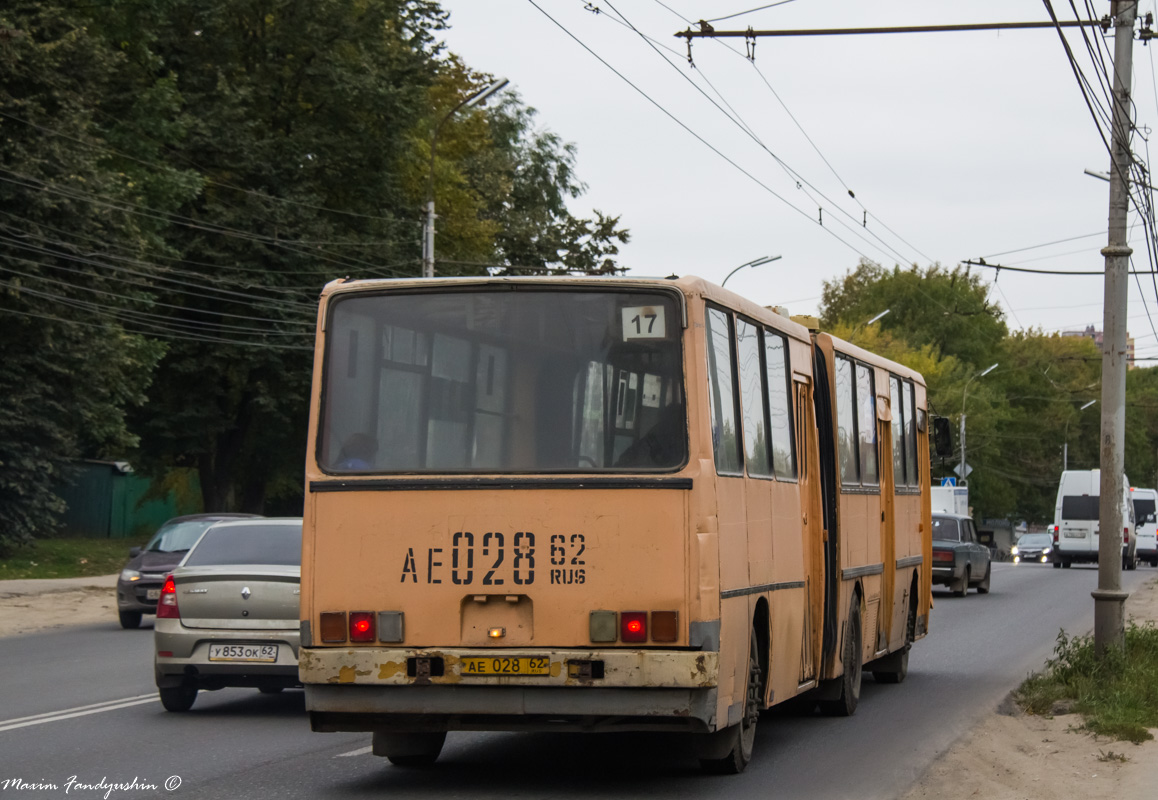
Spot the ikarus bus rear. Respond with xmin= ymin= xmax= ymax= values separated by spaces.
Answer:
xmin=298 ymin=275 xmax=932 ymax=773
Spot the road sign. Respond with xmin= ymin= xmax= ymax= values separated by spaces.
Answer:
xmin=953 ymin=463 xmax=973 ymax=479
xmin=941 ymin=477 xmax=956 ymax=487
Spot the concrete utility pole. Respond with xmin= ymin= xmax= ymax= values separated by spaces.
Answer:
xmin=1093 ymin=0 xmax=1135 ymax=657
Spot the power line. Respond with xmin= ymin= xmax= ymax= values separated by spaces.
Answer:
xmin=0 ymin=110 xmax=422 ymax=228
xmin=525 ymin=0 xmax=883 ymax=263
xmin=600 ymin=0 xmax=918 ymax=266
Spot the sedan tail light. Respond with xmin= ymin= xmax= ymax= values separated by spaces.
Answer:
xmin=156 ymin=575 xmax=179 ymax=619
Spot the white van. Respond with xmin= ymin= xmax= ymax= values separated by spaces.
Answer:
xmin=1051 ymin=469 xmax=1137 ymax=569
xmin=1130 ymin=487 xmax=1158 ymax=567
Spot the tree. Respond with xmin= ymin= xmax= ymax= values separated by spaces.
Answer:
xmin=821 ymin=260 xmax=1007 ymax=368
xmin=0 ymin=1 xmax=165 ymax=550
xmin=398 ymin=59 xmax=629 ymax=276
xmin=103 ymin=0 xmax=449 ymax=512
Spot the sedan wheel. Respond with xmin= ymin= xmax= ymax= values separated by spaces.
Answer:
xmin=953 ymin=567 xmax=970 ymax=598
xmin=976 ymin=563 xmax=991 ymax=594
xmin=118 ymin=610 xmax=142 ymax=629
xmin=158 ymin=686 xmax=197 ymax=712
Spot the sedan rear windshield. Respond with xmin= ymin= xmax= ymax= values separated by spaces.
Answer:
xmin=146 ymin=520 xmax=220 ymax=553
xmin=319 ymin=288 xmax=687 ymax=474
xmin=1061 ymin=495 xmax=1100 ymax=521
xmin=183 ymin=524 xmax=303 ymax=567
xmin=932 ymin=517 xmax=961 ymax=542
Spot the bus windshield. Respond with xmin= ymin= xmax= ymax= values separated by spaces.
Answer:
xmin=319 ymin=287 xmax=686 ymax=474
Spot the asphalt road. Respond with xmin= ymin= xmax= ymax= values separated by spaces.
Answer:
xmin=1 ymin=562 xmax=1152 ymax=799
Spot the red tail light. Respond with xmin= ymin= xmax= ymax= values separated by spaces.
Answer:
xmin=621 ymin=612 xmax=647 ymax=643
xmin=1052 ymin=526 xmax=1060 ymax=546
xmin=1124 ymin=528 xmax=1129 ymax=544
xmin=156 ymin=575 xmax=179 ymax=619
xmin=349 ymin=611 xmax=375 ymax=643
xmin=932 ymin=550 xmax=954 ymax=563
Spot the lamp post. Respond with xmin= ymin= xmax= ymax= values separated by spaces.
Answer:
xmin=959 ymin=362 xmax=998 ymax=485
xmin=1063 ymin=399 xmax=1097 ymax=471
xmin=721 ymin=255 xmax=782 ymax=287
xmin=849 ymin=308 xmax=890 ymax=341
xmin=423 ymin=77 xmax=509 ymax=278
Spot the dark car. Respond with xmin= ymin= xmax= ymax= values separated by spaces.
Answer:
xmin=117 ymin=513 xmax=260 ymax=629
xmin=154 ymin=518 xmax=303 ymax=712
xmin=930 ymin=513 xmax=992 ymax=596
xmin=1012 ymin=533 xmax=1054 ymax=565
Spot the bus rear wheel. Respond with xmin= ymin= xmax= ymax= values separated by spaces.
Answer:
xmin=818 ymin=598 xmax=863 ymax=717
xmin=700 ymin=625 xmax=761 ymax=774
xmin=373 ymin=731 xmax=446 ymax=767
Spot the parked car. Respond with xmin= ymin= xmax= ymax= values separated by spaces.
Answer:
xmin=153 ymin=518 xmax=303 ymax=712
xmin=930 ymin=513 xmax=991 ymax=596
xmin=1052 ymin=470 xmax=1136 ymax=570
xmin=117 ymin=513 xmax=260 ymax=629
xmin=1011 ymin=533 xmax=1054 ymax=565
xmin=1131 ymin=487 xmax=1158 ymax=567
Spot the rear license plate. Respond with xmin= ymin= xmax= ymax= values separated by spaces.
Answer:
xmin=460 ymin=656 xmax=551 ymax=676
xmin=208 ymin=644 xmax=278 ymax=662
xmin=1063 ymin=530 xmax=1086 ymax=538
xmin=146 ymin=589 xmax=161 ymax=600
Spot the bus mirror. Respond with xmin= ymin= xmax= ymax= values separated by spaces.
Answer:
xmin=932 ymin=417 xmax=953 ymax=458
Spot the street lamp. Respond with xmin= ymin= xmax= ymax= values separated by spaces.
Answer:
xmin=423 ymin=77 xmax=509 ymax=278
xmin=959 ymin=362 xmax=998 ymax=485
xmin=1063 ymin=399 xmax=1097 ymax=471
xmin=849 ymin=308 xmax=890 ymax=341
xmin=721 ymin=255 xmax=782 ymax=287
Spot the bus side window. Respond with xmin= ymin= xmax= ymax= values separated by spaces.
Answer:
xmin=706 ymin=307 xmax=742 ymax=475
xmin=855 ymin=363 xmax=878 ymax=485
xmin=890 ymin=376 xmax=905 ymax=491
xmin=765 ymin=331 xmax=795 ymax=479
xmin=835 ymin=355 xmax=858 ymax=483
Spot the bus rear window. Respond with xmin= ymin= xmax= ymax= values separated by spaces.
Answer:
xmin=319 ymin=289 xmax=686 ymax=474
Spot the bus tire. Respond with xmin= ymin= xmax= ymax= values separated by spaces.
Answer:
xmin=873 ymin=596 xmax=914 ymax=685
xmin=373 ymin=731 xmax=446 ymax=767
xmin=699 ymin=625 xmax=760 ymax=775
xmin=818 ymin=597 xmax=862 ymax=717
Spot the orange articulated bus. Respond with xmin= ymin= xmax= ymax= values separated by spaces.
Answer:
xmin=299 ymin=275 xmax=933 ymax=773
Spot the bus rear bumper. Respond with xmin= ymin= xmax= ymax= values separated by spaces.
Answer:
xmin=306 ymin=684 xmax=718 ymax=733
xmin=301 ymin=647 xmax=719 ymax=733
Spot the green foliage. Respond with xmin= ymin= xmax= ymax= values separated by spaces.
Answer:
xmin=818 ymin=260 xmax=1144 ymax=524
xmin=0 ymin=1 xmax=166 ymax=551
xmin=398 ymin=59 xmax=630 ymax=275
xmin=821 ymin=260 xmax=1007 ymax=368
xmin=1017 ymin=623 xmax=1158 ymax=743
xmin=0 ymin=536 xmax=148 ymax=579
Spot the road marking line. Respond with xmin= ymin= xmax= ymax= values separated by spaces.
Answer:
xmin=0 ymin=697 xmax=158 ymax=733
xmin=0 ymin=693 xmax=157 ymax=726
xmin=335 ymin=746 xmax=373 ymax=758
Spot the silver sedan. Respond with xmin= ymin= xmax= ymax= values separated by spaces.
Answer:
xmin=153 ymin=518 xmax=302 ymax=712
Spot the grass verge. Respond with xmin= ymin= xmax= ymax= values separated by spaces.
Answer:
xmin=1017 ymin=623 xmax=1158 ymax=743
xmin=0 ymin=538 xmax=145 ymax=580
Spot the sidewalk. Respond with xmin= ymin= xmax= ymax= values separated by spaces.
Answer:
xmin=0 ymin=573 xmax=119 ymax=599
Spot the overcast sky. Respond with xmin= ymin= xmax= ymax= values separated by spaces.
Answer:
xmin=438 ymin=1 xmax=1158 ymax=361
